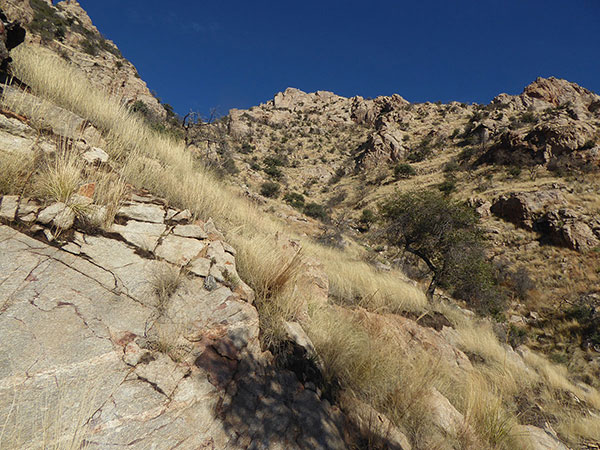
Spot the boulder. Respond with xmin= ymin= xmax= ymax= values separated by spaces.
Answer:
xmin=340 ymin=392 xmax=412 ymax=450
xmin=490 ymin=190 xmax=565 ymax=229
xmin=81 ymin=146 xmax=109 ymax=164
xmin=515 ymin=425 xmax=570 ymax=450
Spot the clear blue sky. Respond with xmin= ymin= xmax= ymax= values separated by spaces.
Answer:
xmin=78 ymin=0 xmax=599 ymax=117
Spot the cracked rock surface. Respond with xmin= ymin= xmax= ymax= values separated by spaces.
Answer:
xmin=0 ymin=197 xmax=346 ymax=448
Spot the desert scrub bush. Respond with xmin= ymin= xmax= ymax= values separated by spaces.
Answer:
xmin=393 ymin=162 xmax=416 ymax=179
xmin=283 ymin=191 xmax=305 ymax=209
xmin=263 ymin=164 xmax=283 ymax=180
xmin=358 ymin=208 xmax=376 ymax=231
xmin=260 ymin=181 xmax=280 ymax=198
xmin=29 ymin=0 xmax=68 ymax=42
xmin=303 ymin=202 xmax=328 ymax=221
xmin=80 ymin=38 xmax=99 ymax=56
xmin=437 ymin=178 xmax=457 ymax=195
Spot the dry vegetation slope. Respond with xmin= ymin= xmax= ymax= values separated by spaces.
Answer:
xmin=1 ymin=40 xmax=600 ymax=449
xmin=217 ymin=80 xmax=600 ymax=390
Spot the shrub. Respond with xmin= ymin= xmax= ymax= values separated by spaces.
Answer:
xmin=80 ymin=38 xmax=99 ymax=56
xmin=260 ymin=181 xmax=280 ymax=198
xmin=283 ymin=192 xmax=305 ymax=209
xmin=130 ymin=100 xmax=150 ymax=118
xmin=263 ymin=164 xmax=283 ymax=180
xmin=263 ymin=155 xmax=288 ymax=167
xmin=394 ymin=163 xmax=416 ymax=179
xmin=507 ymin=166 xmax=521 ymax=178
xmin=437 ymin=178 xmax=456 ymax=195
xmin=443 ymin=159 xmax=460 ymax=173
xmin=358 ymin=208 xmax=376 ymax=231
xmin=304 ymin=202 xmax=328 ymax=221
xmin=240 ymin=142 xmax=254 ymax=154
xmin=521 ymin=112 xmax=537 ymax=123
xmin=580 ymin=139 xmax=596 ymax=150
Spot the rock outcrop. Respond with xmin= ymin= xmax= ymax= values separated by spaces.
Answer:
xmin=490 ymin=190 xmax=600 ymax=251
xmin=0 ymin=0 xmax=165 ymax=118
xmin=0 ymin=191 xmax=348 ymax=448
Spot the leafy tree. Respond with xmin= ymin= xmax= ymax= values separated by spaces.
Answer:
xmin=379 ymin=190 xmax=504 ymax=311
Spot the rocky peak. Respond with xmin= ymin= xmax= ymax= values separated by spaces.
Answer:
xmin=56 ymin=0 xmax=98 ymax=33
xmin=522 ymin=76 xmax=599 ymax=108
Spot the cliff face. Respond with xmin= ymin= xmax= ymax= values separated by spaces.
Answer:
xmin=0 ymin=0 xmax=165 ymax=118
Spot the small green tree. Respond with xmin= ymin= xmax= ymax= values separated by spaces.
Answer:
xmin=379 ymin=190 xmax=503 ymax=311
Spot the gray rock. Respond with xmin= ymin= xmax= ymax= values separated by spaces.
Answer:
xmin=111 ymin=220 xmax=166 ymax=251
xmin=168 ymin=208 xmax=192 ymax=223
xmin=117 ymin=203 xmax=165 ymax=223
xmin=16 ymin=198 xmax=40 ymax=222
xmin=133 ymin=353 xmax=189 ymax=397
xmin=155 ymin=234 xmax=206 ymax=265
xmin=189 ymin=257 xmax=211 ymax=277
xmin=172 ymin=224 xmax=208 ymax=239
xmin=284 ymin=321 xmax=317 ymax=357
xmin=81 ymin=146 xmax=109 ymax=164
xmin=53 ymin=205 xmax=76 ymax=230
xmin=37 ymin=202 xmax=68 ymax=224
xmin=204 ymin=275 xmax=218 ymax=291
xmin=0 ymin=195 xmax=19 ymax=221
xmin=516 ymin=425 xmax=569 ymax=450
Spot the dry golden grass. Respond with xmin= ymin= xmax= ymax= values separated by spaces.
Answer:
xmin=7 ymin=43 xmax=600 ymax=449
xmin=150 ymin=263 xmax=183 ymax=315
xmin=33 ymin=147 xmax=84 ymax=203
xmin=0 ymin=149 xmax=34 ymax=195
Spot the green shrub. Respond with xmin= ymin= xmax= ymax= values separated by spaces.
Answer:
xmin=437 ymin=179 xmax=456 ymax=195
xmin=240 ymin=143 xmax=255 ymax=154
xmin=304 ymin=202 xmax=328 ymax=221
xmin=263 ymin=165 xmax=283 ymax=180
xmin=260 ymin=181 xmax=280 ymax=198
xmin=507 ymin=166 xmax=521 ymax=178
xmin=394 ymin=163 xmax=416 ymax=179
xmin=80 ymin=38 xmax=99 ymax=56
xmin=358 ymin=208 xmax=376 ymax=231
xmin=283 ymin=192 xmax=305 ymax=209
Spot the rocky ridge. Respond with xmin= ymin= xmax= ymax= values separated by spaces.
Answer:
xmin=0 ymin=0 xmax=165 ymax=118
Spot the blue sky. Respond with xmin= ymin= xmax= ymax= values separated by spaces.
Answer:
xmin=78 ymin=0 xmax=600 ymax=117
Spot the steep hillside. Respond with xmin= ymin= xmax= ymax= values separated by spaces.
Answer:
xmin=208 ymin=79 xmax=600 ymax=387
xmin=1 ymin=2 xmax=600 ymax=450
